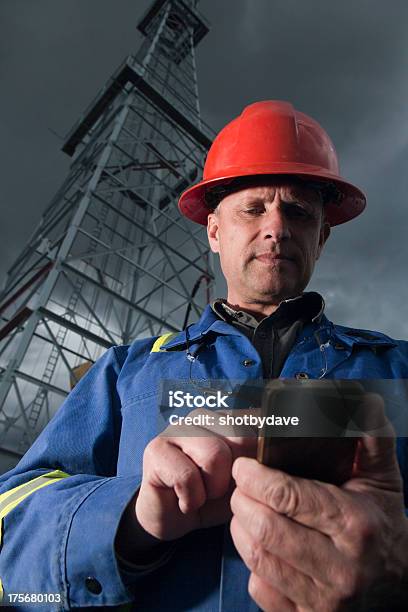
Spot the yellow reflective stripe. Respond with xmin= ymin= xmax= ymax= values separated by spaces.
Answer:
xmin=0 ymin=469 xmax=69 ymax=602
xmin=0 ymin=470 xmax=69 ymax=520
xmin=150 ymin=332 xmax=178 ymax=353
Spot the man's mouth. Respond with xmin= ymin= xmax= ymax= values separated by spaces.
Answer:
xmin=254 ymin=253 xmax=295 ymax=264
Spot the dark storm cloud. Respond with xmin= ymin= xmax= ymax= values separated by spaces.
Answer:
xmin=0 ymin=0 xmax=407 ymax=336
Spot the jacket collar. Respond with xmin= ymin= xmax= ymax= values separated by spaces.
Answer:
xmin=326 ymin=316 xmax=396 ymax=348
xmin=211 ymin=291 xmax=325 ymax=328
xmin=160 ymin=305 xmax=251 ymax=350
xmin=161 ymin=307 xmax=397 ymax=351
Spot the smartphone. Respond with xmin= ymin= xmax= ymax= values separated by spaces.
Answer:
xmin=257 ymin=380 xmax=365 ymax=485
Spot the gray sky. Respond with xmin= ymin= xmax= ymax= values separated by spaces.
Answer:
xmin=0 ymin=0 xmax=407 ymax=337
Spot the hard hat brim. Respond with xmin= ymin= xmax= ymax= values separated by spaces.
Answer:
xmin=178 ymin=164 xmax=366 ymax=227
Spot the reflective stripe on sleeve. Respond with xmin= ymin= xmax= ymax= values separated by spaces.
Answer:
xmin=0 ymin=469 xmax=69 ymax=600
xmin=0 ymin=470 xmax=69 ymax=520
xmin=150 ymin=332 xmax=178 ymax=353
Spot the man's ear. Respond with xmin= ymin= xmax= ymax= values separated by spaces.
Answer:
xmin=207 ymin=212 xmax=220 ymax=254
xmin=316 ymin=220 xmax=330 ymax=260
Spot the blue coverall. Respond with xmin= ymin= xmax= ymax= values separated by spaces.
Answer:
xmin=0 ymin=305 xmax=407 ymax=610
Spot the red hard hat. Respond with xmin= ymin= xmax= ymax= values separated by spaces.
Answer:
xmin=178 ymin=100 xmax=366 ymax=226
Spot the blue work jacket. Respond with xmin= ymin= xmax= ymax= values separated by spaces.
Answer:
xmin=0 ymin=305 xmax=407 ymax=610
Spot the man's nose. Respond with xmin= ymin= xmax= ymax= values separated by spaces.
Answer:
xmin=261 ymin=208 xmax=291 ymax=241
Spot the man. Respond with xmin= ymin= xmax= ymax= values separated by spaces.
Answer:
xmin=0 ymin=101 xmax=407 ymax=611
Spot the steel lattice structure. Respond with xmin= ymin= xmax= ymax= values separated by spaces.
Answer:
xmin=0 ymin=0 xmax=215 ymax=460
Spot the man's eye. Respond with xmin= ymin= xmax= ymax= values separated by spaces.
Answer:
xmin=286 ymin=205 xmax=311 ymax=218
xmin=243 ymin=208 xmax=263 ymax=215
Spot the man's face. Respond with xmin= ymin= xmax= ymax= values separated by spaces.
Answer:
xmin=207 ymin=181 xmax=330 ymax=307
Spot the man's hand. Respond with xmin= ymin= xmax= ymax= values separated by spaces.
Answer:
xmin=115 ymin=408 xmax=257 ymax=564
xmin=230 ymin=393 xmax=408 ymax=611
xmin=117 ymin=408 xmax=257 ymax=556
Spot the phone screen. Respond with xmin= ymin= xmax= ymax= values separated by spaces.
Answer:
xmin=257 ymin=380 xmax=365 ymax=485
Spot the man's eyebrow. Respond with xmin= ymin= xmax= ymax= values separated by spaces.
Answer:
xmin=237 ymin=196 xmax=267 ymax=206
xmin=281 ymin=197 xmax=314 ymax=206
xmin=281 ymin=193 xmax=322 ymax=207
